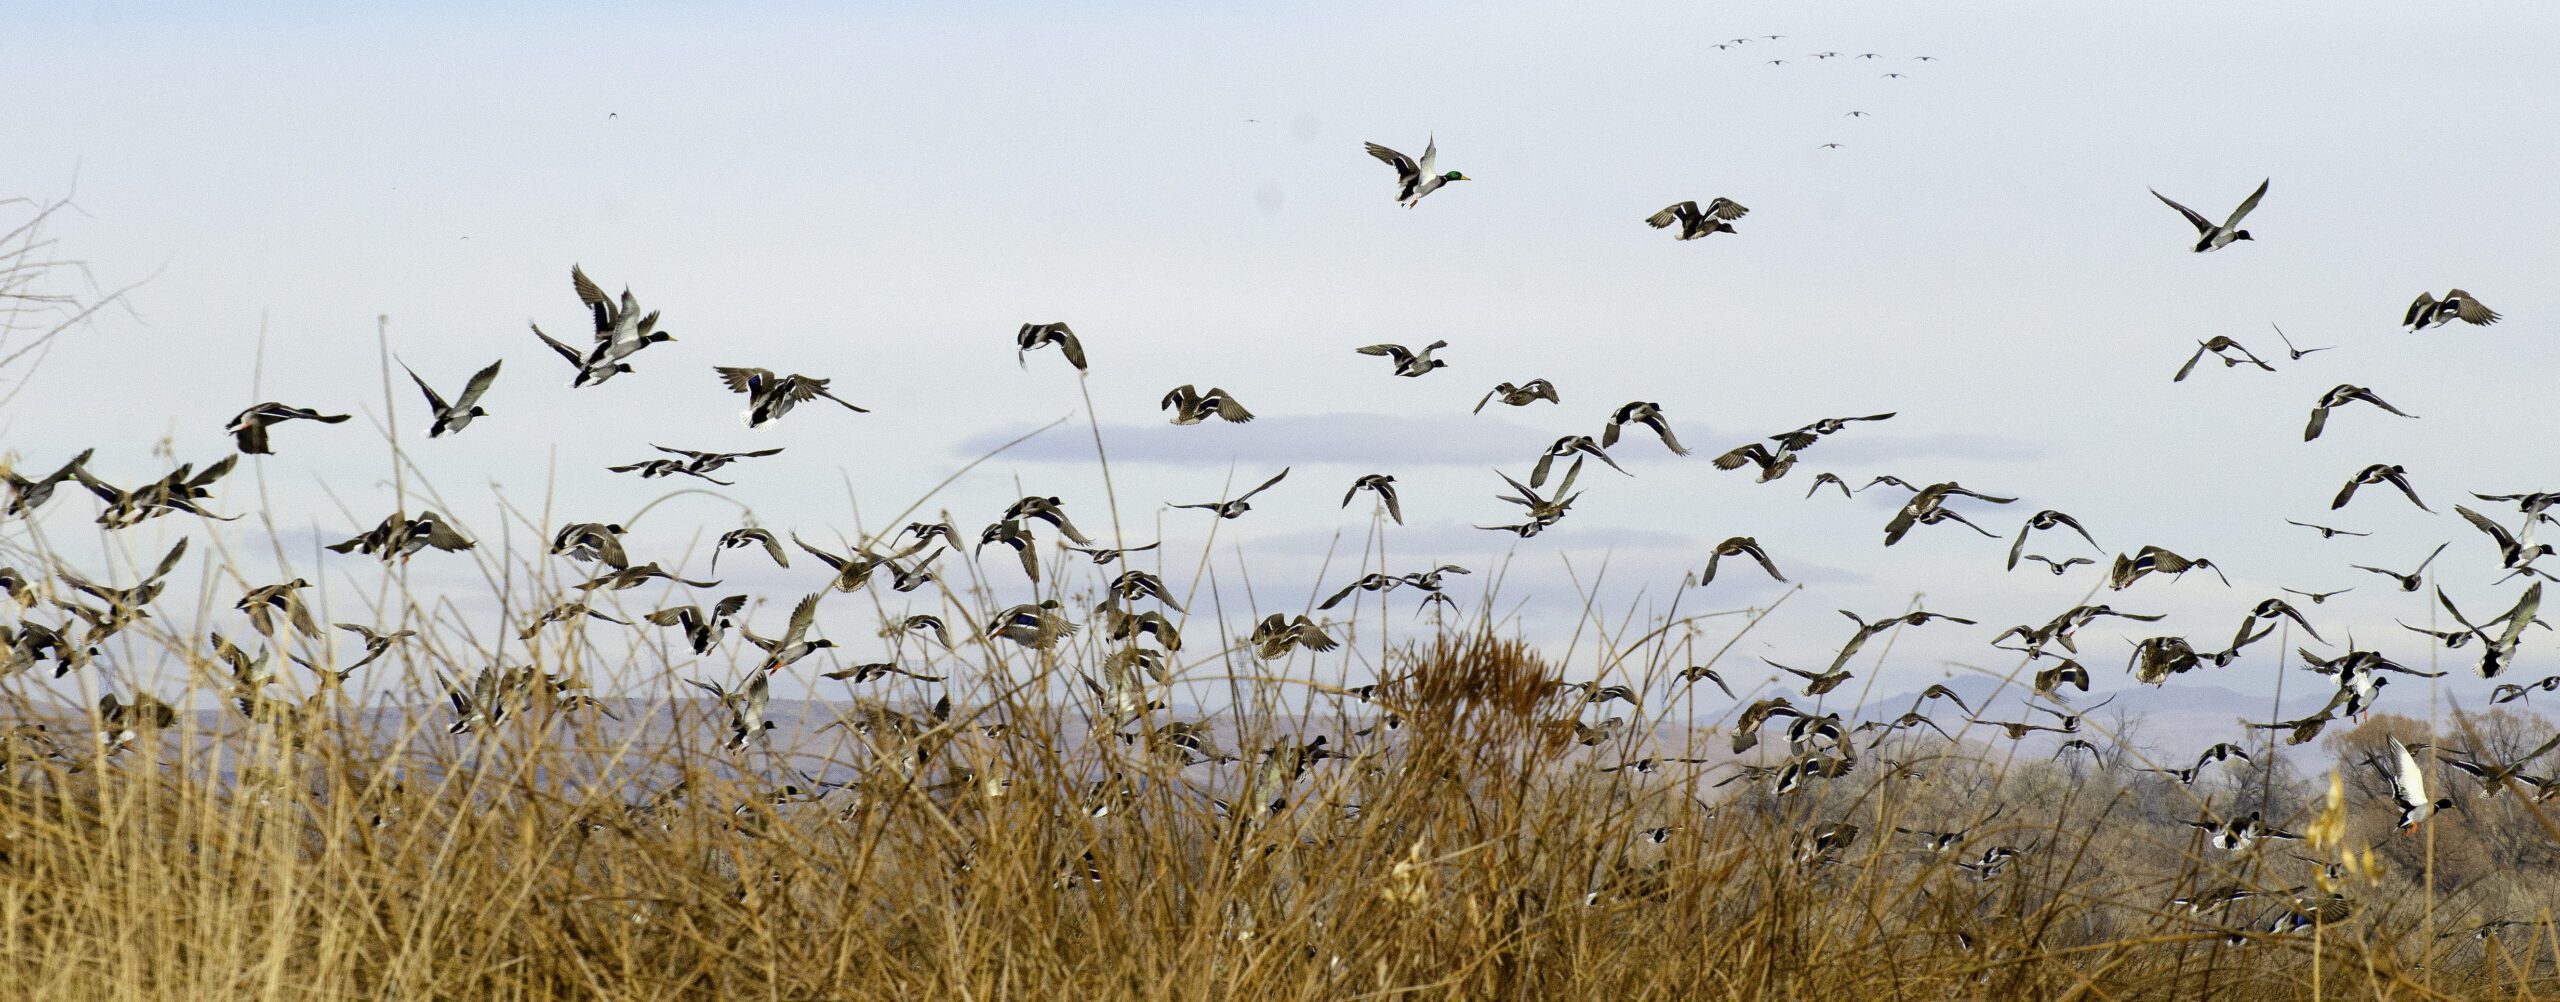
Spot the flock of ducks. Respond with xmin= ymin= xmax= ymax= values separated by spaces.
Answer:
xmin=1 ymin=48 xmax=2551 ymax=946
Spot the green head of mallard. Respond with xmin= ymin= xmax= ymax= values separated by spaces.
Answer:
xmin=1443 ymin=171 xmax=1470 ymax=182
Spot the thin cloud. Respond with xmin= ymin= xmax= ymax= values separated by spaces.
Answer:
xmin=954 ymin=412 xmax=1555 ymax=467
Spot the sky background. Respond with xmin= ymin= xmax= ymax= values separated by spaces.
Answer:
xmin=5 ymin=1 xmax=2559 ymax=717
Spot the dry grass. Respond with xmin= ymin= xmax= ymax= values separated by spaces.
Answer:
xmin=4 ymin=613 xmax=2558 ymax=1000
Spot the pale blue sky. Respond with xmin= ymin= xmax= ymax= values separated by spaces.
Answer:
xmin=6 ymin=1 xmax=2558 ymax=710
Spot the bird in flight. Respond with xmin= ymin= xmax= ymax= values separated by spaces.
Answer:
xmin=1363 ymin=136 xmax=1469 ymax=207
xmin=2150 ymin=178 xmax=2269 ymax=253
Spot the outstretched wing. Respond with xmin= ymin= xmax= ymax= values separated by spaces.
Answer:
xmin=2221 ymin=177 xmax=2270 ymax=229
xmin=1364 ymin=143 xmax=1418 ymax=182
xmin=2150 ymin=188 xmax=2210 ymax=233
xmin=453 ymin=359 xmax=504 ymax=409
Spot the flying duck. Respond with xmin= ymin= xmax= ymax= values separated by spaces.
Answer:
xmin=742 ymin=593 xmax=833 ymax=672
xmin=401 ymin=358 xmax=502 ymax=437
xmin=1016 ymin=322 xmax=1088 ymax=371
xmin=570 ymin=264 xmax=677 ymax=364
xmin=1357 ymin=340 xmax=1450 ymax=377
xmin=2271 ymin=323 xmax=2332 ymax=359
xmin=2385 ymin=737 xmax=2453 ymax=830
xmin=715 ymin=367 xmax=868 ymax=428
xmin=1341 ymin=474 xmax=1402 ymax=524
xmin=1601 ymin=402 xmax=1688 ymax=455
xmin=225 ymin=403 xmax=349 ymax=455
xmin=2006 ymin=509 xmax=2101 ymax=571
xmin=2350 ymin=541 xmax=2446 ymax=592
xmin=1643 ymin=198 xmax=1748 ymax=240
xmin=643 ymin=595 xmax=749 ymax=655
xmin=2021 ymin=555 xmax=2094 ymax=575
xmin=531 ymin=322 xmax=633 ymax=387
xmin=1171 ymin=467 xmax=1289 ymax=519
xmin=1364 ymin=136 xmax=1469 ymax=207
xmin=1251 ymin=613 xmax=1338 ymax=658
xmin=2404 ymin=290 xmax=2500 ymax=329
xmin=1160 ymin=384 xmax=1254 ymax=424
xmin=1475 ymin=379 xmax=1560 ymax=413
xmin=2303 ymin=385 xmax=2417 ymax=442
xmin=986 ymin=600 xmax=1078 ymax=650
xmin=711 ymin=527 xmax=788 ymax=573
xmin=1698 ymin=536 xmax=1785 ymax=585
xmin=2150 ymin=177 xmax=2269 ymax=252
xmin=2331 ymin=464 xmax=2429 ymax=512
xmin=2172 ymin=337 xmax=2276 ymax=381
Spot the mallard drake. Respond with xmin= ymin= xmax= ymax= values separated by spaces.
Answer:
xmin=225 ymin=403 xmax=349 ymax=455
xmin=1016 ymin=322 xmax=1088 ymax=371
xmin=2303 ymin=385 xmax=2417 ymax=442
xmin=986 ymin=599 xmax=1078 ymax=650
xmin=1643 ymin=198 xmax=1747 ymax=240
xmin=1363 ymin=136 xmax=1469 ymax=207
xmin=570 ymin=264 xmax=677 ymax=364
xmin=2457 ymin=505 xmax=2555 ymax=573
xmin=401 ymin=359 xmax=502 ymax=437
xmin=2404 ymin=289 xmax=2500 ymax=329
xmin=2150 ymin=178 xmax=2268 ymax=252
xmin=742 ymin=593 xmax=832 ymax=672
xmin=1159 ymin=384 xmax=1254 ymax=424
xmin=531 ymin=321 xmax=632 ymax=387
xmin=1356 ymin=340 xmax=1449 ymax=377
xmin=1171 ymin=467 xmax=1289 ymax=519
xmin=2385 ymin=737 xmax=2453 ymax=830
xmin=1474 ymin=378 xmax=1559 ymax=413
xmin=715 ymin=367 xmax=868 ymax=427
